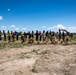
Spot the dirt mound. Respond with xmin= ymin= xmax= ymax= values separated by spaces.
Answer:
xmin=0 ymin=45 xmax=76 ymax=75
xmin=32 ymin=45 xmax=76 ymax=75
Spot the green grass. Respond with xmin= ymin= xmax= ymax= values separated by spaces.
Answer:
xmin=70 ymin=35 xmax=76 ymax=44
xmin=71 ymin=35 xmax=76 ymax=41
xmin=0 ymin=42 xmax=32 ymax=50
xmin=0 ymin=43 xmax=7 ymax=49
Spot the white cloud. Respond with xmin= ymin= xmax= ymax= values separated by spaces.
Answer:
xmin=22 ymin=28 xmax=27 ymax=30
xmin=8 ymin=9 xmax=10 ymax=11
xmin=0 ymin=16 xmax=3 ymax=20
xmin=1 ymin=26 xmax=6 ymax=29
xmin=42 ymin=26 xmax=46 ymax=29
xmin=67 ymin=26 xmax=76 ymax=32
xmin=68 ymin=27 xmax=76 ymax=30
xmin=48 ymin=26 xmax=56 ymax=30
xmin=11 ymin=25 xmax=16 ymax=28
xmin=47 ymin=27 xmax=53 ymax=30
xmin=42 ymin=24 xmax=66 ymax=31
xmin=57 ymin=24 xmax=66 ymax=29
xmin=15 ymin=28 xmax=19 ymax=31
xmin=42 ymin=24 xmax=76 ymax=32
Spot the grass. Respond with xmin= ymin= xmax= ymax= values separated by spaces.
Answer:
xmin=71 ymin=35 xmax=76 ymax=41
xmin=0 ymin=42 xmax=32 ymax=50
xmin=0 ymin=43 xmax=7 ymax=49
xmin=70 ymin=35 xmax=76 ymax=44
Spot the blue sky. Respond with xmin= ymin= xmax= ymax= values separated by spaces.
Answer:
xmin=0 ymin=0 xmax=76 ymax=32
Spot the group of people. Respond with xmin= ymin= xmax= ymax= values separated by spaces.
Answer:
xmin=0 ymin=30 xmax=70 ymax=43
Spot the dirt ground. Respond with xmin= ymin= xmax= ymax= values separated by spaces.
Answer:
xmin=0 ymin=45 xmax=76 ymax=75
